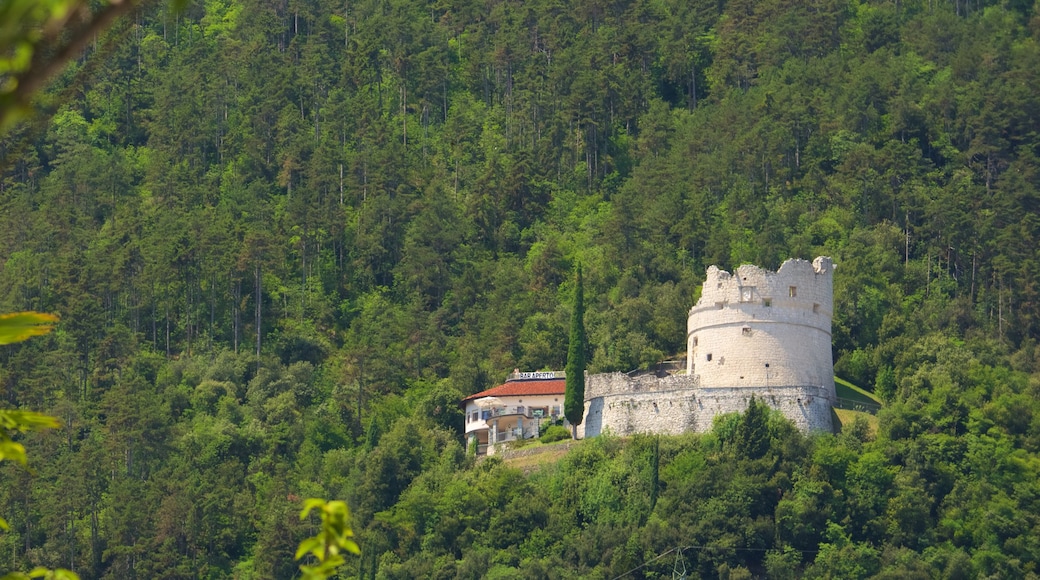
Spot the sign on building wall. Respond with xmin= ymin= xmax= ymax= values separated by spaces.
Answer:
xmin=516 ymin=371 xmax=557 ymax=380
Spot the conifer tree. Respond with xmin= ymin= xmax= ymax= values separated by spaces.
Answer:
xmin=565 ymin=266 xmax=586 ymax=438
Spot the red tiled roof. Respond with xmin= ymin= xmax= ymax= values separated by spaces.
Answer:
xmin=461 ymin=379 xmax=566 ymax=403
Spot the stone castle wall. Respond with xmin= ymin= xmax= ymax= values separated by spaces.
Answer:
xmin=581 ymin=257 xmax=837 ymax=437
xmin=581 ymin=373 xmax=700 ymax=438
xmin=580 ymin=374 xmax=833 ymax=437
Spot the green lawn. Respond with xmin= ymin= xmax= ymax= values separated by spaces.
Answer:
xmin=833 ymin=408 xmax=879 ymax=437
xmin=835 ymin=376 xmax=883 ymax=406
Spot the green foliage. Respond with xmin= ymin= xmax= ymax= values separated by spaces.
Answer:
xmin=736 ymin=396 xmax=770 ymax=460
xmin=0 ymin=312 xmax=57 ymax=345
xmin=295 ymin=499 xmax=359 ymax=580
xmin=540 ymin=425 xmax=570 ymax=444
xmin=0 ymin=410 xmax=59 ymax=467
xmin=564 ymin=266 xmax=586 ymax=433
xmin=0 ymin=568 xmax=79 ymax=580
xmin=0 ymin=313 xmax=75 ymax=580
xmin=6 ymin=0 xmax=1040 ymax=576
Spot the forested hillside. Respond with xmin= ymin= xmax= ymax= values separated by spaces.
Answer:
xmin=3 ymin=0 xmax=1040 ymax=576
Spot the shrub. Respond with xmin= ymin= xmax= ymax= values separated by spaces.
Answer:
xmin=540 ymin=425 xmax=571 ymax=443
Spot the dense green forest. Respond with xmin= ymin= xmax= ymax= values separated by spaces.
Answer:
xmin=3 ymin=0 xmax=1040 ymax=576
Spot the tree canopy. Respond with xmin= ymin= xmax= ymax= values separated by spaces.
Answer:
xmin=1 ymin=0 xmax=1040 ymax=576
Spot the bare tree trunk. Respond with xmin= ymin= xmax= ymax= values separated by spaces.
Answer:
xmin=233 ymin=278 xmax=240 ymax=354
xmin=255 ymin=264 xmax=262 ymax=363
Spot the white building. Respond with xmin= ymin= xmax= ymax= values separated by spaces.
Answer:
xmin=461 ymin=371 xmax=567 ymax=455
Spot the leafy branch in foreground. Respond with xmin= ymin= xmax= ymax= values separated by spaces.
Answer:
xmin=0 ymin=312 xmax=58 ymax=345
xmin=0 ymin=312 xmax=76 ymax=580
xmin=0 ymin=0 xmax=179 ymax=131
xmin=295 ymin=499 xmax=360 ymax=580
xmin=0 ymin=567 xmax=79 ymax=580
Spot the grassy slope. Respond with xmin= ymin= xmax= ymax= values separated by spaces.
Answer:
xmin=835 ymin=376 xmax=883 ymax=406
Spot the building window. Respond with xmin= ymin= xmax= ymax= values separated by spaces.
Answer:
xmin=742 ymin=327 xmax=752 ymax=336
xmin=693 ymin=336 xmax=698 ymax=347
xmin=707 ymin=353 xmax=712 ymax=361
xmin=765 ymin=363 xmax=770 ymax=368
xmin=789 ymin=286 xmax=797 ymax=297
xmin=740 ymin=286 xmax=755 ymax=302
xmin=763 ymin=298 xmax=772 ymax=307
xmin=813 ymin=303 xmax=820 ymax=314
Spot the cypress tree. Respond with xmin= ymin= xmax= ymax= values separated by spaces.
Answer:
xmin=565 ymin=265 xmax=586 ymax=438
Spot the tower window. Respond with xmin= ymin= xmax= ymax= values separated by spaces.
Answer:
xmin=813 ymin=303 xmax=820 ymax=314
xmin=740 ymin=286 xmax=755 ymax=302
xmin=706 ymin=353 xmax=712 ymax=362
xmin=789 ymin=286 xmax=797 ymax=297
xmin=763 ymin=298 xmax=772 ymax=307
xmin=742 ymin=327 xmax=752 ymax=336
xmin=693 ymin=336 xmax=698 ymax=346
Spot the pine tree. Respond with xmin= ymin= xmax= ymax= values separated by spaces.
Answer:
xmin=565 ymin=266 xmax=586 ymax=438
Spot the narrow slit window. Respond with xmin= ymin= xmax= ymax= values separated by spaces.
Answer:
xmin=813 ymin=303 xmax=820 ymax=314
xmin=706 ymin=353 xmax=712 ymax=362
xmin=789 ymin=286 xmax=797 ymax=297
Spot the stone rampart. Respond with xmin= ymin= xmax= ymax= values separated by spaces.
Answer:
xmin=693 ymin=385 xmax=834 ymax=432
xmin=581 ymin=373 xmax=699 ymax=438
xmin=581 ymin=373 xmax=834 ymax=437
xmin=584 ymin=372 xmax=699 ymax=399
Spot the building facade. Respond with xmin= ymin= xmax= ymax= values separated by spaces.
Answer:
xmin=461 ymin=372 xmax=567 ymax=455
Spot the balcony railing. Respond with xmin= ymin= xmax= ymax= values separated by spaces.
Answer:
xmin=481 ymin=406 xmax=558 ymax=421
xmin=834 ymin=397 xmax=881 ymax=415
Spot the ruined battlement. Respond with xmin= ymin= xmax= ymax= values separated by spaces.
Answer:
xmin=584 ymin=371 xmax=699 ymax=399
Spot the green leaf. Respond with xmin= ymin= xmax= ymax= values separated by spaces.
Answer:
xmin=0 ymin=312 xmax=59 ymax=345
xmin=294 ymin=537 xmax=322 ymax=561
xmin=299 ymin=498 xmax=326 ymax=519
xmin=0 ymin=440 xmax=27 ymax=465
xmin=0 ymin=410 xmax=61 ymax=432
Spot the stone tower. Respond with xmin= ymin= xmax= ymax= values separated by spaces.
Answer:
xmin=686 ymin=257 xmax=835 ymax=428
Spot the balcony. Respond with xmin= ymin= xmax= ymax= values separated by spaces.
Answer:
xmin=484 ymin=405 xmax=533 ymax=419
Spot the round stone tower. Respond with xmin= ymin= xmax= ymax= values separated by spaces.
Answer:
xmin=687 ymin=257 xmax=836 ymax=430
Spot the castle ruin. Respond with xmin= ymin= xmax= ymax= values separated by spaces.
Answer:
xmin=580 ymin=257 xmax=836 ymax=436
